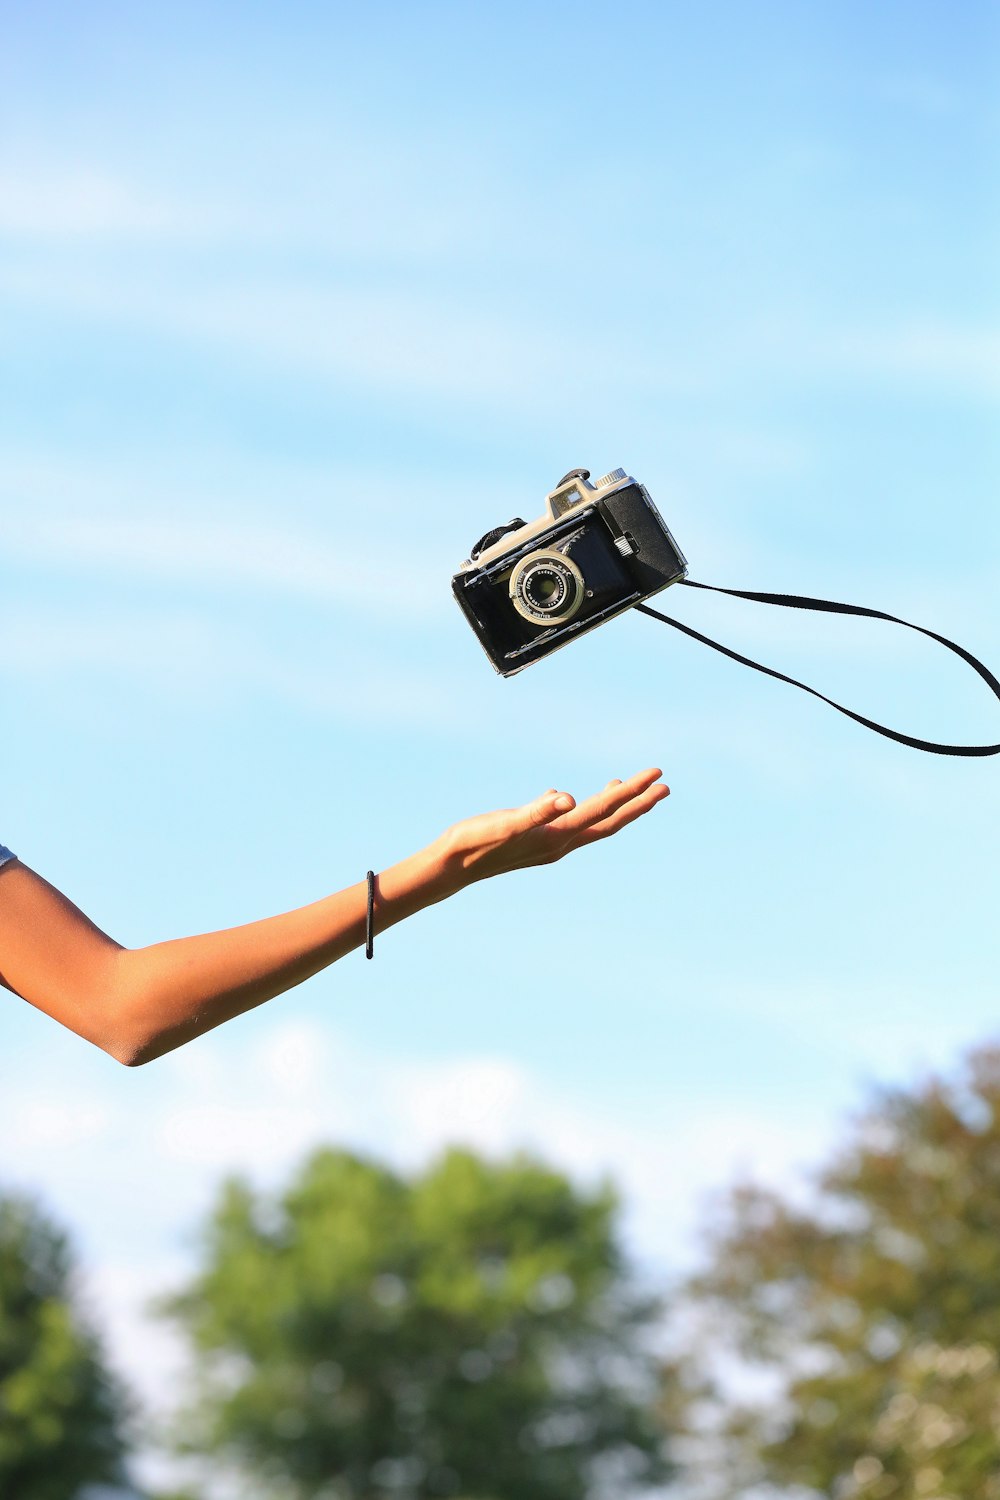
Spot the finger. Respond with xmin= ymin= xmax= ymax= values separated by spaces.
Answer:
xmin=579 ymin=781 xmax=670 ymax=842
xmin=514 ymin=789 xmax=576 ymax=832
xmin=554 ymin=767 xmax=662 ymax=832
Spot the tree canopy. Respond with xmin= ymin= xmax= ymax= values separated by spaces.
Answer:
xmin=159 ymin=1145 xmax=670 ymax=1500
xmin=0 ymin=1191 xmax=129 ymax=1500
xmin=664 ymin=1043 xmax=1000 ymax=1500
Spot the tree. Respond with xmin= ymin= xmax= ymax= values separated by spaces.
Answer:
xmin=158 ymin=1146 xmax=670 ymax=1499
xmin=0 ymin=1191 xmax=130 ymax=1500
xmin=663 ymin=1043 xmax=1000 ymax=1500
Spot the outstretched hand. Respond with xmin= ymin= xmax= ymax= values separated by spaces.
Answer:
xmin=435 ymin=767 xmax=669 ymax=886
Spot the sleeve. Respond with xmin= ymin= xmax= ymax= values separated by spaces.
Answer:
xmin=0 ymin=845 xmax=16 ymax=868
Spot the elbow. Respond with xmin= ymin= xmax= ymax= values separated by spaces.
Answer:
xmin=107 ymin=1025 xmax=175 ymax=1067
xmin=98 ymin=955 xmax=165 ymax=1066
xmin=105 ymin=1010 xmax=188 ymax=1067
xmin=110 ymin=1039 xmax=156 ymax=1068
xmin=98 ymin=950 xmax=209 ymax=1066
xmin=102 ymin=1024 xmax=160 ymax=1068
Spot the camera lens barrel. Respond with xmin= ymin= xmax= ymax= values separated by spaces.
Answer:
xmin=509 ymin=551 xmax=585 ymax=625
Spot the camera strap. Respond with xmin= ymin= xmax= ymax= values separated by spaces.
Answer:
xmin=636 ymin=580 xmax=1000 ymax=757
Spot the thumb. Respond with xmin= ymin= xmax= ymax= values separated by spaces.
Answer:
xmin=520 ymin=789 xmax=576 ymax=830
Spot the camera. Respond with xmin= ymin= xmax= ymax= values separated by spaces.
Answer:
xmin=452 ymin=467 xmax=688 ymax=675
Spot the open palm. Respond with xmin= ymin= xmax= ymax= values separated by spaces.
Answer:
xmin=438 ymin=767 xmax=669 ymax=883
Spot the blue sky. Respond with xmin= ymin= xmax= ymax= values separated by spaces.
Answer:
xmin=1 ymin=2 xmax=998 ymax=1491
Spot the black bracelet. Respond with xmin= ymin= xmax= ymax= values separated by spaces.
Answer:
xmin=366 ymin=870 xmax=376 ymax=960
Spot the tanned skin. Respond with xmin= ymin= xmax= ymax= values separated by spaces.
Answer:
xmin=0 ymin=769 xmax=668 ymax=1066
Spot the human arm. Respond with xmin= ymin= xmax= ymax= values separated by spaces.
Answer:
xmin=0 ymin=768 xmax=667 ymax=1066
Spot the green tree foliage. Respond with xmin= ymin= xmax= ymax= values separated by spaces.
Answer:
xmin=664 ymin=1043 xmax=1000 ymax=1500
xmin=0 ymin=1191 xmax=129 ymax=1500
xmin=158 ymin=1146 xmax=670 ymax=1500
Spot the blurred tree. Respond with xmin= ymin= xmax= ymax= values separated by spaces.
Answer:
xmin=0 ymin=1191 xmax=130 ymax=1500
xmin=663 ymin=1043 xmax=1000 ymax=1500
xmin=157 ymin=1145 xmax=670 ymax=1500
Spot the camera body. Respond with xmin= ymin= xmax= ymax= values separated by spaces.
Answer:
xmin=452 ymin=467 xmax=688 ymax=675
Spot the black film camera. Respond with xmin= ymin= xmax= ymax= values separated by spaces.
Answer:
xmin=452 ymin=467 xmax=688 ymax=675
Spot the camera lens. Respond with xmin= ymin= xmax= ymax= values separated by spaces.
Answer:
xmin=524 ymin=567 xmax=567 ymax=611
xmin=509 ymin=552 xmax=585 ymax=626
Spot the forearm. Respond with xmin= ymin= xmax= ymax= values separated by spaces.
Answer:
xmin=1 ymin=770 xmax=665 ymax=1065
xmin=111 ymin=842 xmax=459 ymax=1065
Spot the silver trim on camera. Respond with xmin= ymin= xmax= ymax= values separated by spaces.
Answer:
xmin=462 ymin=467 xmax=635 ymax=571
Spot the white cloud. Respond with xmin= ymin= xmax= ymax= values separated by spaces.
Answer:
xmin=0 ymin=165 xmax=218 ymax=240
xmin=4 ymin=991 xmax=983 ymax=1493
xmin=712 ymin=981 xmax=998 ymax=1081
xmin=0 ymin=504 xmax=443 ymax=619
xmin=1 ymin=152 xmax=997 ymax=416
xmin=0 ymin=253 xmax=683 ymax=418
xmin=4 ymin=1090 xmax=115 ymax=1151
xmin=0 ymin=599 xmax=460 ymax=731
xmin=0 ymin=149 xmax=529 ymax=262
xmin=4 ymin=234 xmax=998 ymax=414
xmin=0 ymin=1012 xmax=840 ymax=1432
xmin=827 ymin=321 xmax=1000 ymax=400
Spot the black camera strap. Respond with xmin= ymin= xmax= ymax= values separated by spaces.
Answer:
xmin=636 ymin=580 xmax=1000 ymax=757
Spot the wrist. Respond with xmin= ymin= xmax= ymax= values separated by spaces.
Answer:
xmin=416 ymin=834 xmax=470 ymax=899
xmin=374 ymin=840 xmax=464 ymax=929
xmin=426 ymin=825 xmax=496 ymax=890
